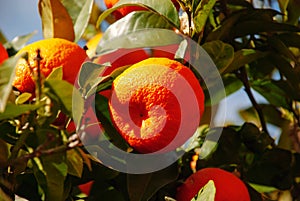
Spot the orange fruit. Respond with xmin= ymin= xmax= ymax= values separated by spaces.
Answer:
xmin=109 ymin=57 xmax=204 ymax=153
xmin=104 ymin=0 xmax=180 ymax=19
xmin=0 ymin=43 xmax=8 ymax=64
xmin=176 ymin=168 xmax=251 ymax=201
xmin=13 ymin=38 xmax=87 ymax=93
xmin=85 ymin=33 xmax=103 ymax=58
xmin=93 ymin=48 xmax=149 ymax=76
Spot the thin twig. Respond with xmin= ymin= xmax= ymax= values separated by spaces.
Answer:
xmin=236 ymin=67 xmax=270 ymax=135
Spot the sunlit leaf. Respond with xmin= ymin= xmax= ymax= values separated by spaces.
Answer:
xmin=286 ymin=0 xmax=300 ymax=25
xmin=61 ymin=0 xmax=94 ymax=42
xmin=44 ymin=79 xmax=79 ymax=115
xmin=202 ymin=40 xmax=234 ymax=74
xmin=46 ymin=66 xmax=63 ymax=80
xmin=15 ymin=93 xmax=32 ymax=105
xmin=97 ymin=11 xmax=176 ymax=55
xmin=0 ymin=103 xmax=42 ymax=121
xmin=193 ymin=0 xmax=217 ymax=34
xmin=7 ymin=31 xmax=37 ymax=51
xmin=0 ymin=53 xmax=25 ymax=112
xmin=192 ymin=180 xmax=216 ymax=201
xmin=97 ymin=0 xmax=180 ymax=28
xmin=38 ymin=0 xmax=75 ymax=41
xmin=67 ymin=149 xmax=83 ymax=178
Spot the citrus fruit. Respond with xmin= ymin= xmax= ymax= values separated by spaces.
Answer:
xmin=0 ymin=43 xmax=8 ymax=64
xmin=104 ymin=0 xmax=180 ymax=19
xmin=109 ymin=57 xmax=204 ymax=153
xmin=93 ymin=48 xmax=149 ymax=76
xmin=13 ymin=38 xmax=87 ymax=93
xmin=85 ymin=32 xmax=103 ymax=58
xmin=176 ymin=168 xmax=251 ymax=201
xmin=78 ymin=181 xmax=94 ymax=196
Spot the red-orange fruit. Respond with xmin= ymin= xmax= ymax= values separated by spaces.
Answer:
xmin=176 ymin=168 xmax=251 ymax=201
xmin=0 ymin=43 xmax=8 ymax=64
xmin=109 ymin=57 xmax=204 ymax=153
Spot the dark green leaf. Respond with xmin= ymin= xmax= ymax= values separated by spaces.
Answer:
xmin=267 ymin=35 xmax=296 ymax=62
xmin=202 ymin=40 xmax=234 ymax=74
xmin=238 ymin=123 xmax=274 ymax=153
xmin=231 ymin=20 xmax=300 ymax=38
xmin=286 ymin=0 xmax=300 ymax=25
xmin=246 ymin=148 xmax=293 ymax=190
xmin=224 ymin=49 xmax=268 ymax=74
xmin=97 ymin=0 xmax=180 ymax=28
xmin=127 ymin=163 xmax=178 ymax=201
xmin=278 ymin=32 xmax=300 ymax=49
xmin=0 ymin=53 xmax=25 ymax=112
xmin=0 ymin=139 xmax=9 ymax=168
xmin=193 ymin=0 xmax=217 ymax=34
xmin=97 ymin=11 xmax=179 ymax=55
xmin=251 ymin=79 xmax=289 ymax=109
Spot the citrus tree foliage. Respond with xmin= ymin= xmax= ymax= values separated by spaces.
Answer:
xmin=0 ymin=0 xmax=300 ymax=200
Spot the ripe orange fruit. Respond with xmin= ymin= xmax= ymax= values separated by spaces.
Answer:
xmin=104 ymin=0 xmax=180 ymax=19
xmin=176 ymin=168 xmax=251 ymax=201
xmin=109 ymin=57 xmax=204 ymax=153
xmin=13 ymin=38 xmax=87 ymax=93
xmin=93 ymin=48 xmax=149 ymax=76
xmin=85 ymin=33 xmax=103 ymax=58
xmin=78 ymin=180 xmax=94 ymax=196
xmin=0 ymin=43 xmax=8 ymax=64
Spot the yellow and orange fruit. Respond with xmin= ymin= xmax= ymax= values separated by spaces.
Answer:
xmin=0 ymin=43 xmax=8 ymax=64
xmin=13 ymin=38 xmax=87 ymax=93
xmin=108 ymin=57 xmax=204 ymax=153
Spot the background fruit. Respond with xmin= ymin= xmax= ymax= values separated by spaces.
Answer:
xmin=104 ymin=0 xmax=180 ymax=19
xmin=13 ymin=38 xmax=87 ymax=93
xmin=176 ymin=168 xmax=251 ymax=201
xmin=0 ymin=43 xmax=8 ymax=64
xmin=78 ymin=181 xmax=94 ymax=196
xmin=85 ymin=32 xmax=103 ymax=58
xmin=109 ymin=57 xmax=204 ymax=153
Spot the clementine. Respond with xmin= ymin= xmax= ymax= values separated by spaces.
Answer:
xmin=13 ymin=38 xmax=87 ymax=93
xmin=104 ymin=0 xmax=180 ymax=19
xmin=176 ymin=168 xmax=251 ymax=201
xmin=108 ymin=57 xmax=204 ymax=153
xmin=0 ymin=43 xmax=8 ymax=64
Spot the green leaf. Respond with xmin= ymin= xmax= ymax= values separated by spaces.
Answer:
xmin=231 ymin=20 xmax=300 ymax=38
xmin=0 ymin=103 xmax=42 ymax=121
xmin=251 ymin=79 xmax=289 ymax=109
xmin=77 ymin=62 xmax=107 ymax=96
xmin=66 ymin=149 xmax=83 ymax=178
xmin=15 ymin=93 xmax=32 ymax=104
xmin=238 ymin=123 xmax=274 ymax=153
xmin=38 ymin=0 xmax=75 ymax=41
xmin=0 ymin=53 xmax=25 ymax=112
xmin=6 ymin=31 xmax=37 ymax=51
xmin=97 ymin=11 xmax=177 ymax=55
xmin=193 ymin=0 xmax=217 ymax=34
xmin=267 ymin=35 xmax=296 ymax=62
xmin=97 ymin=0 xmax=180 ymax=28
xmin=192 ymin=180 xmax=216 ymax=201
xmin=249 ymin=183 xmax=278 ymax=193
xmin=202 ymin=40 xmax=234 ymax=74
xmin=41 ymin=153 xmax=68 ymax=201
xmin=46 ymin=66 xmax=63 ymax=80
xmin=286 ymin=0 xmax=300 ymax=25
xmin=278 ymin=32 xmax=300 ymax=49
xmin=61 ymin=0 xmax=94 ymax=42
xmin=127 ymin=163 xmax=178 ymax=201
xmin=224 ymin=49 xmax=268 ymax=74
xmin=0 ymin=139 xmax=9 ymax=168
xmin=44 ymin=79 xmax=80 ymax=116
